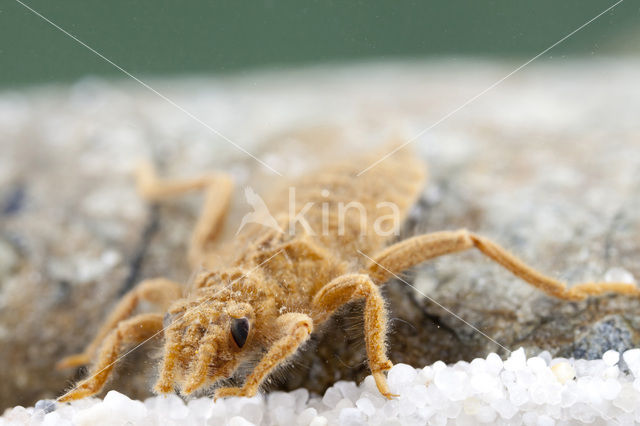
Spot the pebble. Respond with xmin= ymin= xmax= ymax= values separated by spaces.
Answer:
xmin=551 ymin=361 xmax=576 ymax=384
xmin=604 ymin=267 xmax=636 ymax=284
xmin=602 ymin=350 xmax=620 ymax=366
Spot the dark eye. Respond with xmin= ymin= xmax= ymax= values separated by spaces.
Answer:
xmin=230 ymin=317 xmax=250 ymax=348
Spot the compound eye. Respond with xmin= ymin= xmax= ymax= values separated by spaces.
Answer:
xmin=230 ymin=317 xmax=250 ymax=348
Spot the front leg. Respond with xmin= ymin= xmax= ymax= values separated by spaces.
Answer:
xmin=214 ymin=313 xmax=313 ymax=399
xmin=57 ymin=278 xmax=181 ymax=370
xmin=312 ymin=274 xmax=396 ymax=399
xmin=59 ymin=313 xmax=164 ymax=401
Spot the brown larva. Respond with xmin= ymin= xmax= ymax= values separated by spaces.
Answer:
xmin=57 ymin=146 xmax=639 ymax=401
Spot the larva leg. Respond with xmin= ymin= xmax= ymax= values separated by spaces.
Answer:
xmin=58 ymin=313 xmax=164 ymax=401
xmin=57 ymin=278 xmax=181 ymax=369
xmin=214 ymin=313 xmax=313 ymax=399
xmin=135 ymin=161 xmax=234 ymax=267
xmin=153 ymin=321 xmax=186 ymax=394
xmin=312 ymin=274 xmax=396 ymax=399
xmin=367 ymin=229 xmax=640 ymax=301
xmin=181 ymin=327 xmax=225 ymax=395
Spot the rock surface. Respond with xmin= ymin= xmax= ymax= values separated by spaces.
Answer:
xmin=1 ymin=59 xmax=640 ymax=410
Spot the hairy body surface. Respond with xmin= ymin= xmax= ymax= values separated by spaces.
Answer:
xmin=57 ymin=147 xmax=639 ymax=402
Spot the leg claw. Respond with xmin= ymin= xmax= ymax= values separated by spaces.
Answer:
xmin=381 ymin=391 xmax=400 ymax=399
xmin=214 ymin=386 xmax=255 ymax=401
xmin=372 ymin=367 xmax=398 ymax=399
xmin=58 ymin=385 xmax=92 ymax=402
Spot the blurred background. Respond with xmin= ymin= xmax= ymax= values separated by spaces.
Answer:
xmin=2 ymin=0 xmax=640 ymax=414
xmin=1 ymin=0 xmax=638 ymax=87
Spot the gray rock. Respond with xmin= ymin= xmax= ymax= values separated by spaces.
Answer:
xmin=563 ymin=316 xmax=635 ymax=360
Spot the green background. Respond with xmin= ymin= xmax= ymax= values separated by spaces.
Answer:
xmin=1 ymin=0 xmax=638 ymax=88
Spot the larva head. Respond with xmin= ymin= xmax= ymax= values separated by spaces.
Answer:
xmin=154 ymin=297 xmax=257 ymax=395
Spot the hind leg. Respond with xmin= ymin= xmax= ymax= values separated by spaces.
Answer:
xmin=135 ymin=161 xmax=233 ymax=267
xmin=365 ymin=229 xmax=639 ymax=301
xmin=57 ymin=278 xmax=181 ymax=369
xmin=58 ymin=313 xmax=164 ymax=401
